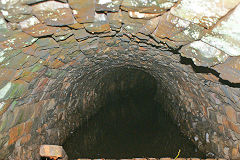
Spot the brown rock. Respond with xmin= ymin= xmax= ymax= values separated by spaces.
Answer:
xmin=20 ymin=16 xmax=58 ymax=37
xmin=24 ymin=121 xmax=33 ymax=134
xmin=2 ymin=52 xmax=34 ymax=69
xmin=79 ymin=38 xmax=99 ymax=51
xmin=121 ymin=11 xmax=148 ymax=35
xmin=213 ymin=57 xmax=240 ymax=83
xmin=96 ymin=0 xmax=122 ymax=12
xmin=171 ymin=23 xmax=205 ymax=45
xmin=20 ymin=134 xmax=31 ymax=145
xmin=232 ymin=147 xmax=239 ymax=159
xmin=52 ymin=27 xmax=73 ymax=41
xmin=14 ymin=70 xmax=38 ymax=83
xmin=73 ymin=29 xmax=94 ymax=40
xmin=98 ymin=31 xmax=117 ymax=37
xmin=152 ymin=12 xmax=188 ymax=39
xmin=120 ymin=35 xmax=131 ymax=42
xmin=49 ymin=58 xmax=65 ymax=69
xmin=229 ymin=121 xmax=240 ymax=134
xmin=57 ymin=36 xmax=79 ymax=53
xmin=0 ymin=31 xmax=37 ymax=50
xmin=1 ymin=4 xmax=32 ymax=22
xmin=68 ymin=20 xmax=85 ymax=29
xmin=121 ymin=0 xmax=177 ymax=13
xmin=22 ymin=44 xmax=37 ymax=56
xmin=84 ymin=23 xmax=111 ymax=33
xmin=222 ymin=116 xmax=230 ymax=129
xmin=218 ymin=125 xmax=224 ymax=133
xmin=200 ymin=74 xmax=219 ymax=83
xmin=84 ymin=13 xmax=111 ymax=33
xmin=136 ymin=32 xmax=150 ymax=40
xmin=32 ymin=1 xmax=74 ymax=26
xmin=69 ymin=0 xmax=95 ymax=23
xmin=107 ymin=11 xmax=123 ymax=31
xmin=39 ymin=145 xmax=67 ymax=159
xmin=202 ymin=106 xmax=208 ymax=117
xmin=0 ymin=69 xmax=16 ymax=88
xmin=8 ymin=123 xmax=25 ymax=145
xmin=180 ymin=41 xmax=229 ymax=67
xmin=139 ymin=16 xmax=160 ymax=35
xmin=224 ymin=105 xmax=237 ymax=123
xmin=35 ymin=37 xmax=59 ymax=50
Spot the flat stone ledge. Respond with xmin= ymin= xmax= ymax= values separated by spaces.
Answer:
xmin=40 ymin=145 xmax=68 ymax=160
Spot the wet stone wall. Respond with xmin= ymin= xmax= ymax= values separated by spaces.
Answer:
xmin=0 ymin=0 xmax=240 ymax=159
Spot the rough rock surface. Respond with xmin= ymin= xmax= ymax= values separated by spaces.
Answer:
xmin=0 ymin=0 xmax=240 ymax=160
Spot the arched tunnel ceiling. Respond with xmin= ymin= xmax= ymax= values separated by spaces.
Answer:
xmin=0 ymin=0 xmax=240 ymax=83
xmin=1 ymin=0 xmax=240 ymax=159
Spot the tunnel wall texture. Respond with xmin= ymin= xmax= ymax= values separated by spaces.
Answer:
xmin=0 ymin=0 xmax=240 ymax=159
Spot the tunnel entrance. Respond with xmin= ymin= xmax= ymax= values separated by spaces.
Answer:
xmin=62 ymin=68 xmax=206 ymax=159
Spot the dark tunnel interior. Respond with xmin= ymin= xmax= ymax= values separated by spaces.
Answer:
xmin=62 ymin=68 xmax=207 ymax=159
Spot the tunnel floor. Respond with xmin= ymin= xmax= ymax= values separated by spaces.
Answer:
xmin=63 ymin=94 xmax=206 ymax=159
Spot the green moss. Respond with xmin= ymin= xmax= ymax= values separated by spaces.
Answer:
xmin=8 ymin=83 xmax=28 ymax=99
xmin=31 ymin=64 xmax=43 ymax=73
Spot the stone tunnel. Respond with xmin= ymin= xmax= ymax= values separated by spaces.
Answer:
xmin=0 ymin=0 xmax=240 ymax=159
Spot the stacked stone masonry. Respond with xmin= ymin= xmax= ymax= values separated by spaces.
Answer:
xmin=0 ymin=0 xmax=240 ymax=159
xmin=77 ymin=158 xmax=225 ymax=160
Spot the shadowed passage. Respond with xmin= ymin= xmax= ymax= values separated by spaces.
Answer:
xmin=63 ymin=68 xmax=206 ymax=159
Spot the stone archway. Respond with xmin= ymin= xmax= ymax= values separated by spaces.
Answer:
xmin=0 ymin=0 xmax=240 ymax=159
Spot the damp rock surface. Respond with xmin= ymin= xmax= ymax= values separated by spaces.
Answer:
xmin=0 ymin=0 xmax=240 ymax=160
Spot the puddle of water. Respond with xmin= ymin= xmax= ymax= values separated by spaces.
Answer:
xmin=63 ymin=95 xmax=206 ymax=159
